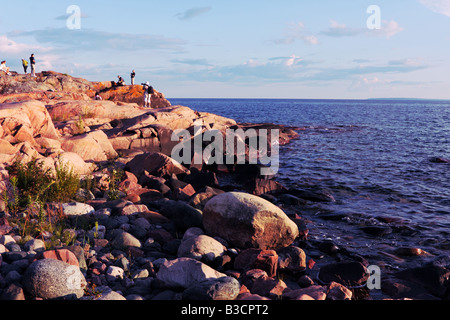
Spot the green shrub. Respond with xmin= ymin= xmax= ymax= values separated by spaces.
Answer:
xmin=6 ymin=158 xmax=80 ymax=210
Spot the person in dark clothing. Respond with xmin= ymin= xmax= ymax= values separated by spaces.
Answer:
xmin=117 ymin=75 xmax=125 ymax=86
xmin=30 ymin=54 xmax=36 ymax=77
xmin=131 ymin=70 xmax=136 ymax=85
xmin=142 ymin=81 xmax=154 ymax=108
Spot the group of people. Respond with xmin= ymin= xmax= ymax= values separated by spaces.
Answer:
xmin=113 ymin=70 xmax=155 ymax=108
xmin=1 ymin=56 xmax=155 ymax=108
xmin=115 ymin=70 xmax=136 ymax=87
xmin=0 ymin=54 xmax=36 ymax=77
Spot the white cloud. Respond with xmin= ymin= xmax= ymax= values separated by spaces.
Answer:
xmin=9 ymin=28 xmax=186 ymax=53
xmin=274 ymin=22 xmax=320 ymax=45
xmin=0 ymin=35 xmax=50 ymax=56
xmin=320 ymin=20 xmax=361 ymax=37
xmin=320 ymin=20 xmax=404 ymax=39
xmin=284 ymin=55 xmax=303 ymax=67
xmin=419 ymin=0 xmax=450 ymax=17
xmin=379 ymin=20 xmax=404 ymax=38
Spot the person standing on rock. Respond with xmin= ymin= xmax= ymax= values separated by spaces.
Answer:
xmin=142 ymin=81 xmax=154 ymax=108
xmin=30 ymin=54 xmax=36 ymax=77
xmin=131 ymin=70 xmax=136 ymax=85
xmin=22 ymin=59 xmax=28 ymax=74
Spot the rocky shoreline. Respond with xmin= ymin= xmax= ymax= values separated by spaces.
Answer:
xmin=0 ymin=71 xmax=449 ymax=301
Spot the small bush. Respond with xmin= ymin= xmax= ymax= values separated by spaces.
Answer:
xmin=6 ymin=158 xmax=80 ymax=210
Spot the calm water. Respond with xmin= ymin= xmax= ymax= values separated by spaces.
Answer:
xmin=169 ymin=98 xmax=450 ymax=256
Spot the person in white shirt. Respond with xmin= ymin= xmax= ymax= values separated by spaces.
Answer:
xmin=0 ymin=61 xmax=11 ymax=75
xmin=142 ymin=82 xmax=154 ymax=108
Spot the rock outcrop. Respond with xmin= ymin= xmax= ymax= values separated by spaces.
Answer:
xmin=5 ymin=70 xmax=392 ymax=303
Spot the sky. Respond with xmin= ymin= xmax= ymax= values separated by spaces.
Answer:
xmin=1 ymin=0 xmax=450 ymax=99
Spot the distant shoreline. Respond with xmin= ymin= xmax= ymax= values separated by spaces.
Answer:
xmin=168 ymin=97 xmax=450 ymax=102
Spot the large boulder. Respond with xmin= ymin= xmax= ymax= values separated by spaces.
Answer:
xmin=127 ymin=152 xmax=190 ymax=178
xmin=23 ymin=259 xmax=86 ymax=300
xmin=61 ymin=130 xmax=118 ymax=162
xmin=0 ymin=100 xmax=60 ymax=144
xmin=47 ymin=100 xmax=147 ymax=123
xmin=56 ymin=152 xmax=96 ymax=175
xmin=203 ymin=192 xmax=299 ymax=250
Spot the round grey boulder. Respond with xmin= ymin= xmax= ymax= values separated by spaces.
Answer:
xmin=23 ymin=259 xmax=87 ymax=300
xmin=203 ymin=192 xmax=299 ymax=250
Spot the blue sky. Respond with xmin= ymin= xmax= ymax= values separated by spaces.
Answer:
xmin=1 ymin=0 xmax=450 ymax=99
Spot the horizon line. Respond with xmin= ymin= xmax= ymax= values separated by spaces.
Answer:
xmin=167 ymin=97 xmax=450 ymax=101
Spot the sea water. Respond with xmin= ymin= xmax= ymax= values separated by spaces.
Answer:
xmin=169 ymin=98 xmax=450 ymax=257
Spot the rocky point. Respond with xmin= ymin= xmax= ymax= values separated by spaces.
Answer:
xmin=0 ymin=70 xmax=448 ymax=301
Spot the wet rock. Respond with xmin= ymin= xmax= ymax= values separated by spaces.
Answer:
xmin=277 ymin=246 xmax=306 ymax=273
xmin=381 ymin=278 xmax=440 ymax=300
xmin=394 ymin=247 xmax=430 ymax=257
xmin=277 ymin=194 xmax=307 ymax=206
xmin=318 ymin=262 xmax=369 ymax=287
xmin=245 ymin=178 xmax=287 ymax=196
xmin=429 ymin=157 xmax=450 ymax=163
xmin=360 ymin=225 xmax=392 ymax=237
xmin=395 ymin=265 xmax=450 ymax=298
xmin=181 ymin=276 xmax=241 ymax=300
xmin=317 ymin=240 xmax=340 ymax=255
xmin=288 ymin=188 xmax=335 ymax=203
xmin=327 ymin=281 xmax=353 ymax=300
xmin=203 ymin=192 xmax=299 ymax=250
